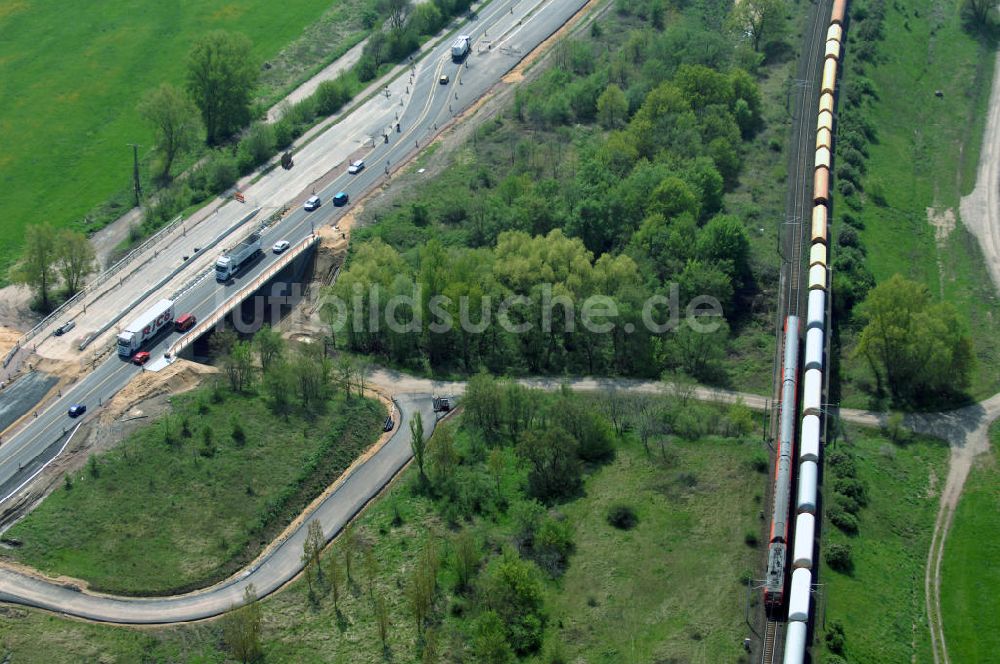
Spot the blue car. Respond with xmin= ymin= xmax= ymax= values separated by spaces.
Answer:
xmin=333 ymin=192 xmax=349 ymax=207
xmin=68 ymin=404 xmax=87 ymax=418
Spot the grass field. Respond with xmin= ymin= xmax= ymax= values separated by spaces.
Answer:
xmin=815 ymin=425 xmax=949 ymax=663
xmin=2 ymin=385 xmax=384 ymax=595
xmin=835 ymin=0 xmax=1000 ymax=405
xmin=940 ymin=421 xmax=1000 ymax=663
xmin=0 ymin=0 xmax=364 ymax=281
xmin=0 ymin=412 xmax=764 ymax=662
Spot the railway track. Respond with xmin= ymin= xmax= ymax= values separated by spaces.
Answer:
xmin=756 ymin=1 xmax=831 ymax=662
xmin=762 ymin=619 xmax=782 ymax=664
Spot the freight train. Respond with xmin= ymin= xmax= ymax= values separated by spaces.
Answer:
xmin=782 ymin=0 xmax=848 ymax=660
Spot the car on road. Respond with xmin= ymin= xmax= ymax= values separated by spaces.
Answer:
xmin=384 ymin=416 xmax=394 ymax=432
xmin=304 ymin=195 xmax=321 ymax=211
xmin=439 ymin=74 xmax=450 ymax=85
xmin=68 ymin=404 xmax=87 ymax=418
xmin=333 ymin=192 xmax=349 ymax=207
xmin=272 ymin=240 xmax=291 ymax=254
xmin=53 ymin=321 xmax=75 ymax=337
xmin=175 ymin=313 xmax=196 ymax=332
xmin=348 ymin=160 xmax=365 ymax=174
xmin=132 ymin=351 xmax=151 ymax=365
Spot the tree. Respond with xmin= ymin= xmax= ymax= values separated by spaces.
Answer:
xmin=478 ymin=553 xmax=546 ymax=654
xmin=223 ymin=340 xmax=255 ymax=392
xmin=363 ymin=543 xmax=378 ymax=603
xmin=303 ymin=520 xmax=325 ymax=587
xmin=428 ymin=424 xmax=457 ymax=487
xmin=518 ymin=429 xmax=582 ymax=502
xmin=263 ymin=360 xmax=294 ymax=415
xmin=453 ymin=529 xmax=480 ymax=592
xmin=375 ymin=594 xmax=390 ymax=652
xmin=15 ymin=224 xmax=59 ymax=311
xmin=328 ymin=550 xmax=343 ymax=612
xmin=55 ymin=229 xmax=97 ymax=296
xmin=253 ymin=325 xmax=284 ymax=374
xmin=410 ymin=411 xmax=427 ymax=481
xmin=472 ymin=611 xmax=514 ymax=663
xmin=186 ymin=31 xmax=258 ymax=144
xmin=855 ymin=274 xmax=974 ymax=403
xmin=487 ymin=447 xmax=505 ymax=497
xmin=380 ymin=0 xmax=411 ymax=32
xmin=825 ymin=542 xmax=853 ymax=573
xmin=463 ymin=372 xmax=503 ymax=440
xmin=137 ymin=83 xmax=200 ymax=180
xmin=727 ymin=0 xmax=787 ymax=52
xmin=342 ymin=523 xmax=357 ymax=585
xmin=961 ymin=0 xmax=998 ymax=33
xmin=222 ymin=584 xmax=263 ymax=663
xmin=406 ymin=540 xmax=440 ymax=636
xmin=596 ymin=84 xmax=628 ymax=129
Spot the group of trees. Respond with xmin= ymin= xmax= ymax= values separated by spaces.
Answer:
xmin=854 ymin=275 xmax=973 ymax=403
xmin=333 ymin=13 xmax=769 ymax=382
xmin=210 ymin=324 xmax=371 ymax=412
xmin=14 ymin=224 xmax=96 ymax=311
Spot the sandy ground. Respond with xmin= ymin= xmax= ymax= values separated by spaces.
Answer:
xmin=0 ymin=326 xmax=22 ymax=363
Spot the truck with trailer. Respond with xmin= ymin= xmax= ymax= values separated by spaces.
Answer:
xmin=215 ymin=232 xmax=262 ymax=281
xmin=451 ymin=35 xmax=470 ymax=61
xmin=116 ymin=299 xmax=175 ymax=357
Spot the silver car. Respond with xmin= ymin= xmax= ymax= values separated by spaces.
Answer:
xmin=348 ymin=160 xmax=365 ymax=174
xmin=272 ymin=240 xmax=291 ymax=254
xmin=304 ymin=195 xmax=321 ymax=211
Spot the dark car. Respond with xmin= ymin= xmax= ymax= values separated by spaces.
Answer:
xmin=333 ymin=192 xmax=349 ymax=207
xmin=53 ymin=321 xmax=75 ymax=336
xmin=68 ymin=404 xmax=87 ymax=418
xmin=383 ymin=416 xmax=394 ymax=432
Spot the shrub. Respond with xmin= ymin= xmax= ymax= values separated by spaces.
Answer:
xmin=825 ymin=542 xmax=853 ymax=573
xmin=744 ymin=530 xmax=759 ymax=547
xmin=838 ymin=227 xmax=860 ymax=248
xmin=236 ymin=123 xmax=276 ymax=175
xmin=826 ymin=621 xmax=847 ymax=655
xmin=827 ymin=505 xmax=859 ymax=534
xmin=834 ymin=477 xmax=869 ymax=507
xmin=534 ymin=516 xmax=575 ymax=577
xmin=826 ymin=450 xmax=857 ymax=478
xmin=750 ymin=453 xmax=769 ymax=473
xmin=231 ymin=421 xmax=246 ymax=446
xmin=314 ymin=78 xmax=350 ymax=116
xmin=607 ymin=504 xmax=638 ymax=530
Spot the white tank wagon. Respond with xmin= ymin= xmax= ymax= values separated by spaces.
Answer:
xmin=800 ymin=414 xmax=821 ymax=463
xmin=807 ymin=289 xmax=826 ymax=329
xmin=797 ymin=460 xmax=818 ymax=513
xmin=805 ymin=327 xmax=824 ymax=371
xmin=802 ymin=368 xmax=823 ymax=415
xmin=788 ymin=567 xmax=813 ymax=622
xmin=793 ymin=513 xmax=816 ymax=569
xmin=784 ymin=620 xmax=808 ymax=664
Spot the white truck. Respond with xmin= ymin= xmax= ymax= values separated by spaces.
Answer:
xmin=451 ymin=35 xmax=470 ymax=61
xmin=117 ymin=299 xmax=175 ymax=357
xmin=215 ymin=231 xmax=262 ymax=281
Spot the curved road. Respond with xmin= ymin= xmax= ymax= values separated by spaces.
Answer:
xmin=0 ymin=0 xmax=590 ymax=506
xmin=0 ymin=369 xmax=997 ymax=622
xmin=0 ymin=393 xmax=435 ymax=623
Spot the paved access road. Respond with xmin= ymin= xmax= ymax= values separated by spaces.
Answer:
xmin=0 ymin=0 xmax=589 ymax=506
xmin=0 ymin=394 xmax=436 ymax=623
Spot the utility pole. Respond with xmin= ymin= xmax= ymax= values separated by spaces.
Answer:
xmin=128 ymin=143 xmax=142 ymax=207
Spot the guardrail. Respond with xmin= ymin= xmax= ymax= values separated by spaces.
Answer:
xmin=77 ymin=208 xmax=262 ymax=352
xmin=165 ymin=233 xmax=320 ymax=362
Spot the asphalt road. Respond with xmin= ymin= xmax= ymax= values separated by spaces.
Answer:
xmin=0 ymin=0 xmax=588 ymax=505
xmin=0 ymin=394 xmax=436 ymax=623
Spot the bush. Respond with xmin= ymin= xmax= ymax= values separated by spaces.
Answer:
xmin=744 ymin=530 xmax=758 ymax=547
xmin=533 ymin=516 xmax=575 ymax=577
xmin=272 ymin=119 xmax=295 ymax=151
xmin=838 ymin=227 xmax=860 ymax=248
xmin=231 ymin=420 xmax=246 ymax=446
xmin=607 ymin=504 xmax=638 ymax=530
xmin=825 ymin=542 xmax=853 ymax=573
xmin=827 ymin=505 xmax=859 ymax=534
xmin=314 ymin=78 xmax=350 ymax=116
xmin=833 ymin=477 xmax=869 ymax=507
xmin=750 ymin=453 xmax=769 ymax=473
xmin=826 ymin=450 xmax=857 ymax=478
xmin=826 ymin=621 xmax=847 ymax=655
xmin=236 ymin=123 xmax=276 ymax=175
